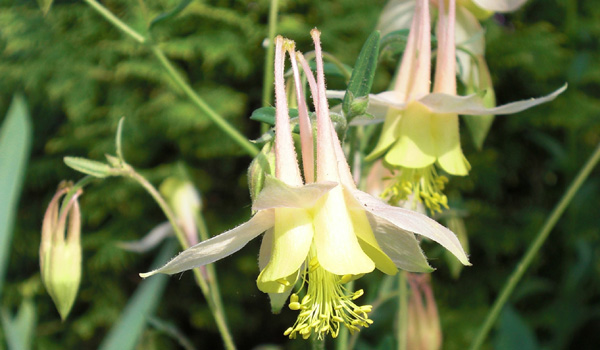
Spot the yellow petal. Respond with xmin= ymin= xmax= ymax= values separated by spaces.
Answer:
xmin=312 ymin=186 xmax=375 ymax=275
xmin=365 ymin=109 xmax=402 ymax=161
xmin=385 ymin=101 xmax=436 ymax=169
xmin=257 ymin=207 xmax=313 ymax=290
xmin=431 ymin=113 xmax=470 ymax=176
xmin=257 ymin=269 xmax=299 ymax=294
xmin=345 ymin=194 xmax=398 ymax=275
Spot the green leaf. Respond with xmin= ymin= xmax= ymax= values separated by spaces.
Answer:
xmin=494 ymin=304 xmax=540 ymax=350
xmin=250 ymin=107 xmax=300 ymax=132
xmin=98 ymin=241 xmax=177 ymax=350
xmin=36 ymin=0 xmax=53 ymax=15
xmin=64 ymin=157 xmax=114 ymax=178
xmin=0 ymin=95 xmax=31 ymax=297
xmin=343 ymin=31 xmax=380 ymax=121
xmin=1 ymin=298 xmax=37 ymax=350
xmin=150 ymin=0 xmax=193 ymax=29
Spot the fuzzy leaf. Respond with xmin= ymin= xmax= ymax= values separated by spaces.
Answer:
xmin=343 ymin=31 xmax=380 ymax=121
xmin=64 ymin=157 xmax=114 ymax=178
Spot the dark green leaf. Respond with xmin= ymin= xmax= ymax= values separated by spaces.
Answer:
xmin=343 ymin=31 xmax=380 ymax=121
xmin=494 ymin=304 xmax=540 ymax=350
xmin=250 ymin=107 xmax=300 ymax=133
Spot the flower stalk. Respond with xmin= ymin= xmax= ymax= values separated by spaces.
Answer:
xmin=469 ymin=140 xmax=600 ymax=350
xmin=82 ymin=0 xmax=259 ymax=157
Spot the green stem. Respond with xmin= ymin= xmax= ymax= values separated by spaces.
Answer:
xmin=261 ymin=0 xmax=279 ymax=133
xmin=126 ymin=168 xmax=237 ymax=350
xmin=397 ymin=271 xmax=408 ymax=350
xmin=196 ymin=212 xmax=228 ymax=335
xmin=149 ymin=46 xmax=258 ymax=157
xmin=83 ymin=0 xmax=258 ymax=157
xmin=82 ymin=0 xmax=146 ymax=44
xmin=469 ymin=141 xmax=600 ymax=350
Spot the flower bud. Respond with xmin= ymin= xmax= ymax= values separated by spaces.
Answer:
xmin=407 ymin=274 xmax=442 ymax=350
xmin=40 ymin=185 xmax=82 ymax=320
xmin=160 ymin=177 xmax=202 ymax=246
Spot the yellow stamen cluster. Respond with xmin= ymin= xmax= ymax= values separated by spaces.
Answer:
xmin=284 ymin=256 xmax=373 ymax=339
xmin=382 ymin=166 xmax=449 ymax=213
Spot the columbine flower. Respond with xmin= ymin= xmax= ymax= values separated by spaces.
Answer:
xmin=141 ymin=31 xmax=469 ymax=339
xmin=348 ymin=0 xmax=564 ymax=212
xmin=40 ymin=184 xmax=82 ymax=320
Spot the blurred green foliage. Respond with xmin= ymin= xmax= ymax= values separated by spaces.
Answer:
xmin=0 ymin=0 xmax=599 ymax=349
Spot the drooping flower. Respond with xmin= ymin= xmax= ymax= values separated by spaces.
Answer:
xmin=141 ymin=31 xmax=469 ymax=339
xmin=40 ymin=184 xmax=83 ymax=320
xmin=344 ymin=0 xmax=565 ymax=212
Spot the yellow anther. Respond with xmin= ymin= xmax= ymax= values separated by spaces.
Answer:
xmin=352 ymin=289 xmax=364 ymax=299
xmin=286 ymin=249 xmax=373 ymax=339
xmin=283 ymin=327 xmax=294 ymax=336
xmin=290 ymin=293 xmax=299 ymax=303
xmin=299 ymin=310 xmax=312 ymax=318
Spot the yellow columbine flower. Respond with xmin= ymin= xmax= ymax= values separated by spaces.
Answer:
xmin=141 ymin=31 xmax=469 ymax=340
xmin=351 ymin=0 xmax=565 ymax=211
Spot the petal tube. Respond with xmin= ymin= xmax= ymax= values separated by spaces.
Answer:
xmin=140 ymin=210 xmax=275 ymax=278
xmin=385 ymin=101 xmax=436 ymax=169
xmin=257 ymin=207 xmax=313 ymax=292
xmin=351 ymin=189 xmax=470 ymax=266
xmin=252 ymin=176 xmax=336 ymax=211
xmin=274 ymin=36 xmax=303 ymax=186
xmin=312 ymin=186 xmax=375 ymax=275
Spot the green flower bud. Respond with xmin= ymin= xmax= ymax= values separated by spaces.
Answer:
xmin=40 ymin=185 xmax=82 ymax=320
